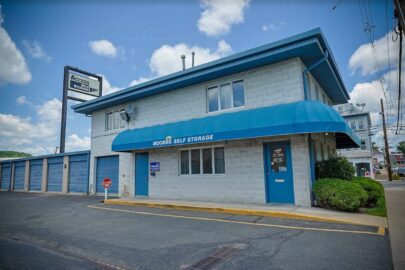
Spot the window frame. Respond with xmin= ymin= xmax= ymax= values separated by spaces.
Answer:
xmin=179 ymin=145 xmax=225 ymax=175
xmin=206 ymin=80 xmax=245 ymax=113
xmin=105 ymin=108 xmax=126 ymax=132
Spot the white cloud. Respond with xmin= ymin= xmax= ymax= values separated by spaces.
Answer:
xmin=88 ymin=39 xmax=117 ymax=58
xmin=197 ymin=0 xmax=250 ymax=36
xmin=22 ymin=40 xmax=51 ymax=62
xmin=350 ymin=80 xmax=385 ymax=118
xmin=262 ymin=22 xmax=285 ymax=32
xmin=100 ymin=75 xmax=121 ymax=95
xmin=66 ymin=134 xmax=90 ymax=151
xmin=349 ymin=31 xmax=405 ymax=76
xmin=149 ymin=40 xmax=233 ymax=76
xmin=0 ymin=98 xmax=89 ymax=155
xmin=0 ymin=5 xmax=31 ymax=86
xmin=128 ymin=77 xmax=151 ymax=87
xmin=16 ymin=95 xmax=27 ymax=105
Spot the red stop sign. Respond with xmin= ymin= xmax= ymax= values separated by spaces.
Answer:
xmin=102 ymin=178 xmax=112 ymax=189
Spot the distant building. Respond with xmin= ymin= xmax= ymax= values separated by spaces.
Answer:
xmin=335 ymin=103 xmax=374 ymax=178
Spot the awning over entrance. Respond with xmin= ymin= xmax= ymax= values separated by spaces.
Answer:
xmin=112 ymin=101 xmax=360 ymax=152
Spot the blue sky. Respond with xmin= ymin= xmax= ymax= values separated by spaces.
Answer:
xmin=0 ymin=0 xmax=402 ymax=155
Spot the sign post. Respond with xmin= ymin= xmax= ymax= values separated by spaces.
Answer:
xmin=59 ymin=66 xmax=102 ymax=153
xmin=102 ymin=178 xmax=112 ymax=201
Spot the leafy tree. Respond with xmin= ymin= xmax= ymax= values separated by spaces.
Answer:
xmin=397 ymin=141 xmax=405 ymax=157
xmin=0 ymin=151 xmax=32 ymax=158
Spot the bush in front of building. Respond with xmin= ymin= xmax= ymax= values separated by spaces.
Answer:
xmin=392 ymin=174 xmax=401 ymax=180
xmin=351 ymin=177 xmax=383 ymax=206
xmin=313 ymin=178 xmax=368 ymax=212
xmin=315 ymin=156 xmax=355 ymax=180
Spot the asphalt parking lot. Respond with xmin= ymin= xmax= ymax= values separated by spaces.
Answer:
xmin=0 ymin=192 xmax=393 ymax=270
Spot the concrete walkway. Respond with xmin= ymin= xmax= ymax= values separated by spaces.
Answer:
xmin=105 ymin=197 xmax=387 ymax=228
xmin=383 ymin=180 xmax=405 ymax=270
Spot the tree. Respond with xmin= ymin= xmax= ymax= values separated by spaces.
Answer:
xmin=398 ymin=141 xmax=405 ymax=157
xmin=372 ymin=142 xmax=379 ymax=152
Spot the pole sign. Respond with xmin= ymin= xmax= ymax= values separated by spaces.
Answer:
xmin=102 ymin=178 xmax=112 ymax=189
xmin=68 ymin=72 xmax=100 ymax=97
xmin=59 ymin=66 xmax=102 ymax=154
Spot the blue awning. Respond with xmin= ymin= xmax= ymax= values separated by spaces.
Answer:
xmin=112 ymin=101 xmax=360 ymax=152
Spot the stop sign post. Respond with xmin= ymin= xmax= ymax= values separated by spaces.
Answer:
xmin=102 ymin=178 xmax=112 ymax=201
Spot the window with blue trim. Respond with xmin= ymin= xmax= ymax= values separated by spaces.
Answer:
xmin=207 ymin=80 xmax=245 ymax=112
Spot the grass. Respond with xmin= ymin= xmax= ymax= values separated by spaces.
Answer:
xmin=364 ymin=194 xmax=387 ymax=217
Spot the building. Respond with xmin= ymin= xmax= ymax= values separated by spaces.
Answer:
xmin=335 ymin=103 xmax=374 ymax=178
xmin=72 ymin=28 xmax=359 ymax=207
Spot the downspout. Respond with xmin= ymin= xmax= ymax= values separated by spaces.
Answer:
xmin=302 ymin=50 xmax=329 ymax=100
xmin=302 ymin=50 xmax=328 ymax=206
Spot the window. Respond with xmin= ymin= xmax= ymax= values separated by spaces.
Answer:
xmin=106 ymin=109 xmax=126 ymax=131
xmin=202 ymin=148 xmax=212 ymax=174
xmin=191 ymin=149 xmax=200 ymax=174
xmin=180 ymin=147 xmax=225 ymax=175
xmin=337 ymin=106 xmax=343 ymax=113
xmin=358 ymin=119 xmax=364 ymax=130
xmin=350 ymin=120 xmax=356 ymax=130
xmin=322 ymin=93 xmax=326 ymax=103
xmin=214 ymin=147 xmax=225 ymax=174
xmin=207 ymin=86 xmax=219 ymax=112
xmin=361 ymin=140 xmax=367 ymax=150
xmin=207 ymin=80 xmax=245 ymax=112
xmin=327 ymin=146 xmax=331 ymax=159
xmin=180 ymin=150 xmax=189 ymax=174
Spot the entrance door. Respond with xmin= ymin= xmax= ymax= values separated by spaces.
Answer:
xmin=135 ymin=152 xmax=149 ymax=196
xmin=264 ymin=141 xmax=295 ymax=204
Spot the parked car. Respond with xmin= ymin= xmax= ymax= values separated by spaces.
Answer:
xmin=398 ymin=167 xmax=405 ymax=176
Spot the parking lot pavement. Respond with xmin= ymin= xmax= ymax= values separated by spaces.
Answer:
xmin=0 ymin=192 xmax=393 ymax=270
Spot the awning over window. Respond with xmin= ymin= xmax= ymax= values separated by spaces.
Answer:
xmin=112 ymin=101 xmax=360 ymax=152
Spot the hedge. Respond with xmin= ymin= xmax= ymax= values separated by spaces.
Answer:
xmin=313 ymin=178 xmax=368 ymax=212
xmin=351 ymin=177 xmax=383 ymax=206
xmin=315 ymin=157 xmax=355 ymax=180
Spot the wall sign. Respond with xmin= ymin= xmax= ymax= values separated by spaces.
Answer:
xmin=150 ymin=162 xmax=160 ymax=172
xmin=152 ymin=134 xmax=214 ymax=147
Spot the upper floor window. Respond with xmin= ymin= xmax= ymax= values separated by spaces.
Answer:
xmin=106 ymin=109 xmax=126 ymax=131
xmin=350 ymin=120 xmax=356 ymax=130
xmin=207 ymin=80 xmax=245 ymax=113
xmin=337 ymin=106 xmax=343 ymax=113
xmin=315 ymin=85 xmax=319 ymax=101
xmin=358 ymin=119 xmax=364 ymax=130
xmin=360 ymin=140 xmax=367 ymax=150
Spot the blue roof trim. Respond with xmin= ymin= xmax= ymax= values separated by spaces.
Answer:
xmin=73 ymin=28 xmax=349 ymax=114
xmin=112 ymin=101 xmax=360 ymax=151
xmin=0 ymin=150 xmax=90 ymax=164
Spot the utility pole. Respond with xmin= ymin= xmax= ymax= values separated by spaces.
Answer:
xmin=381 ymin=99 xmax=393 ymax=181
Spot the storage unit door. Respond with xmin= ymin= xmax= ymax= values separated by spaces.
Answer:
xmin=1 ymin=162 xmax=12 ymax=191
xmin=96 ymin=156 xmax=119 ymax=194
xmin=13 ymin=161 xmax=26 ymax=190
xmin=69 ymin=154 xmax=89 ymax=193
xmin=29 ymin=159 xmax=43 ymax=191
xmin=47 ymin=157 xmax=63 ymax=192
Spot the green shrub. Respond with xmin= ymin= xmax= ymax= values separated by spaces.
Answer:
xmin=313 ymin=178 xmax=368 ymax=212
xmin=393 ymin=174 xmax=401 ymax=180
xmin=315 ymin=156 xmax=355 ymax=180
xmin=351 ymin=177 xmax=383 ymax=206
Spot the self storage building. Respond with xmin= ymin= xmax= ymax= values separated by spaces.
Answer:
xmin=73 ymin=28 xmax=359 ymax=207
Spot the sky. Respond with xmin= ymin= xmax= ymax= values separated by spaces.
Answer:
xmin=0 ymin=0 xmax=403 ymax=156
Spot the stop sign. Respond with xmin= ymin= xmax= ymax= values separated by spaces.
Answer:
xmin=102 ymin=178 xmax=112 ymax=189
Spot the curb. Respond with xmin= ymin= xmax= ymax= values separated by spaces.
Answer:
xmin=104 ymin=199 xmax=374 ymax=226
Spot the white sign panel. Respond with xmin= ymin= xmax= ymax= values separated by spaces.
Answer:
xmin=68 ymin=72 xmax=100 ymax=97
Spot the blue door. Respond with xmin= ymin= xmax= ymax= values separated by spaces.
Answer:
xmin=14 ymin=161 xmax=26 ymax=190
xmin=135 ymin=153 xmax=149 ymax=196
xmin=29 ymin=159 xmax=43 ymax=191
xmin=1 ymin=162 xmax=12 ymax=191
xmin=264 ymin=141 xmax=295 ymax=204
xmin=96 ymin=156 xmax=119 ymax=194
xmin=47 ymin=157 xmax=63 ymax=192
xmin=69 ymin=154 xmax=89 ymax=193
